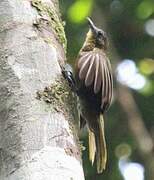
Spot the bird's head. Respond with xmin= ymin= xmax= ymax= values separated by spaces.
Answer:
xmin=87 ymin=17 xmax=108 ymax=50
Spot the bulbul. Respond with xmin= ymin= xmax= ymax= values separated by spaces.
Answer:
xmin=62 ymin=17 xmax=113 ymax=173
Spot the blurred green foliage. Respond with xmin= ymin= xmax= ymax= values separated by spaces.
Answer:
xmin=137 ymin=1 xmax=154 ymax=19
xmin=60 ymin=0 xmax=154 ymax=179
xmin=68 ymin=0 xmax=93 ymax=23
xmin=139 ymin=58 xmax=154 ymax=75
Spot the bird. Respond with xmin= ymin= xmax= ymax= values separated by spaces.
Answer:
xmin=62 ymin=17 xmax=113 ymax=173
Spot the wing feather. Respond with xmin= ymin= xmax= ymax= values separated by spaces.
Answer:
xmin=100 ymin=55 xmax=105 ymax=94
xmin=78 ymin=52 xmax=91 ymax=68
xmin=100 ymin=56 xmax=106 ymax=109
xmin=107 ymin=60 xmax=113 ymax=108
xmin=79 ymin=54 xmax=91 ymax=80
xmin=102 ymin=59 xmax=109 ymax=111
xmin=77 ymin=50 xmax=113 ymax=112
xmin=101 ymin=56 xmax=113 ymax=111
xmin=85 ymin=55 xmax=95 ymax=86
xmin=94 ymin=54 xmax=102 ymax=93
xmin=106 ymin=66 xmax=111 ymax=101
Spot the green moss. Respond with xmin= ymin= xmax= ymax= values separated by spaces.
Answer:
xmin=43 ymin=38 xmax=52 ymax=44
xmin=36 ymin=77 xmax=75 ymax=114
xmin=36 ymin=77 xmax=80 ymax=141
xmin=36 ymin=76 xmax=82 ymax=156
xmin=31 ymin=0 xmax=67 ymax=51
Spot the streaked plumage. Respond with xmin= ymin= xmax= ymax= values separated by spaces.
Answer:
xmin=62 ymin=17 xmax=113 ymax=173
xmin=74 ymin=18 xmax=113 ymax=173
xmin=77 ymin=49 xmax=113 ymax=112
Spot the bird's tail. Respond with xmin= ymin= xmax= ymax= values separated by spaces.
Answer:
xmin=88 ymin=114 xmax=107 ymax=173
xmin=88 ymin=128 xmax=96 ymax=165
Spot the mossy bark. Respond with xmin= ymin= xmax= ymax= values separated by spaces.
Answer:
xmin=0 ymin=0 xmax=84 ymax=179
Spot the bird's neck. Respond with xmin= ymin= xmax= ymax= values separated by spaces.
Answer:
xmin=81 ymin=30 xmax=96 ymax=51
xmin=81 ymin=30 xmax=106 ymax=51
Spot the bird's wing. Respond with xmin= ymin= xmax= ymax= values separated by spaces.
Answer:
xmin=77 ymin=50 xmax=113 ymax=112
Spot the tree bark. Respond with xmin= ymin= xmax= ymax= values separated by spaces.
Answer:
xmin=0 ymin=0 xmax=84 ymax=179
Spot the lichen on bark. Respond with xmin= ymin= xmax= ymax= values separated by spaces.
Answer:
xmin=36 ymin=76 xmax=79 ymax=126
xmin=36 ymin=77 xmax=72 ymax=112
xmin=36 ymin=76 xmax=81 ymax=155
xmin=31 ymin=0 xmax=67 ymax=51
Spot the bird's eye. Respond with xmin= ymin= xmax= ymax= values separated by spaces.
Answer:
xmin=97 ymin=31 xmax=103 ymax=37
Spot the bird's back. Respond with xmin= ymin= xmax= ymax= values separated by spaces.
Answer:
xmin=75 ymin=48 xmax=113 ymax=113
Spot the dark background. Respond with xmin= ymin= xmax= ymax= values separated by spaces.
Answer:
xmin=60 ymin=0 xmax=154 ymax=179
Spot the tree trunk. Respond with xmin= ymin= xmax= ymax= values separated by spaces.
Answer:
xmin=0 ymin=0 xmax=84 ymax=179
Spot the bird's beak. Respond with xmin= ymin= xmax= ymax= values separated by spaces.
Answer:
xmin=87 ymin=17 xmax=98 ymax=35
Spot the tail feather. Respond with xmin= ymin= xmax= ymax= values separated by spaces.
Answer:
xmin=95 ymin=114 xmax=107 ymax=173
xmin=88 ymin=114 xmax=107 ymax=173
xmin=88 ymin=129 xmax=96 ymax=165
